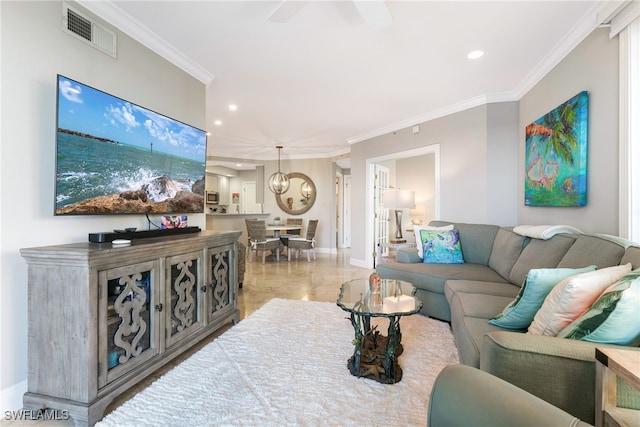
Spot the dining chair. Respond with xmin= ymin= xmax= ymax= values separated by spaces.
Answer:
xmin=288 ymin=219 xmax=318 ymax=262
xmin=284 ymin=218 xmax=303 ymax=236
xmin=244 ymin=219 xmax=260 ymax=258
xmin=280 ymin=218 xmax=303 ymax=257
xmin=245 ymin=219 xmax=281 ymax=264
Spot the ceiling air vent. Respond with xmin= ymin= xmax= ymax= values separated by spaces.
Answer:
xmin=62 ymin=3 xmax=117 ymax=58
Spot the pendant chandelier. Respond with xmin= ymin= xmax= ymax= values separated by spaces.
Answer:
xmin=300 ymin=181 xmax=312 ymax=199
xmin=268 ymin=145 xmax=290 ymax=194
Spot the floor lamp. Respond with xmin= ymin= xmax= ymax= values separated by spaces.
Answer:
xmin=383 ymin=189 xmax=415 ymax=243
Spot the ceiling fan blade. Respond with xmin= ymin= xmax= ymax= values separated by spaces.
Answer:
xmin=353 ymin=0 xmax=393 ymax=28
xmin=268 ymin=0 xmax=309 ymax=23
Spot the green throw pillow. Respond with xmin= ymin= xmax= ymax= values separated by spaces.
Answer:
xmin=420 ymin=229 xmax=464 ymax=264
xmin=557 ymin=268 xmax=640 ymax=345
xmin=489 ymin=265 xmax=597 ymax=330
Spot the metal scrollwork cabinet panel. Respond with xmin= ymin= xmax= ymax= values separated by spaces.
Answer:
xmin=20 ymin=230 xmax=241 ymax=426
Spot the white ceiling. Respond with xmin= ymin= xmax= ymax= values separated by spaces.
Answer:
xmin=80 ymin=1 xmax=610 ymax=163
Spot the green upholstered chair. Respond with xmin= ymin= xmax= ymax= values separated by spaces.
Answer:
xmin=428 ymin=364 xmax=593 ymax=427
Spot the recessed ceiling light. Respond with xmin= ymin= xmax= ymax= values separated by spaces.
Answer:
xmin=214 ymin=119 xmax=222 ymax=126
xmin=467 ymin=50 xmax=484 ymax=59
xmin=206 ymin=131 xmax=211 ymax=136
xmin=236 ymin=163 xmax=243 ymax=168
xmin=228 ymin=104 xmax=238 ymax=111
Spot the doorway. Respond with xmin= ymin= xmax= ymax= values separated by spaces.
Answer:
xmin=373 ymin=164 xmax=390 ymax=261
xmin=365 ymin=145 xmax=440 ymax=268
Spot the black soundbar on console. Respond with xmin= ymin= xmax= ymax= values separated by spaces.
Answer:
xmin=89 ymin=226 xmax=201 ymax=243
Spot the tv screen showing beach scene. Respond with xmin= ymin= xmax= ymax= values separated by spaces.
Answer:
xmin=55 ymin=75 xmax=207 ymax=215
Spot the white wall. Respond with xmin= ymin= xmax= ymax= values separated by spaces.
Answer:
xmin=487 ymin=102 xmax=520 ymax=225
xmin=0 ymin=1 xmax=205 ymax=409
xmin=519 ymin=28 xmax=619 ymax=234
xmin=397 ymin=154 xmax=436 ymax=224
xmin=350 ymin=102 xmax=519 ymax=266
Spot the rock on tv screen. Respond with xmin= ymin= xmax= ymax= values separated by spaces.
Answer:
xmin=55 ymin=75 xmax=207 ymax=215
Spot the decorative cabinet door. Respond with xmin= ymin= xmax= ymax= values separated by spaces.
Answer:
xmin=165 ymin=251 xmax=205 ymax=348
xmin=98 ymin=260 xmax=161 ymax=389
xmin=206 ymin=243 xmax=236 ymax=323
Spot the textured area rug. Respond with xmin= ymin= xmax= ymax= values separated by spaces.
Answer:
xmin=97 ymin=298 xmax=458 ymax=427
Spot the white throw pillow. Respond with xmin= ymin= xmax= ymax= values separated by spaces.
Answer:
xmin=528 ymin=263 xmax=632 ymax=336
xmin=414 ymin=224 xmax=454 ymax=258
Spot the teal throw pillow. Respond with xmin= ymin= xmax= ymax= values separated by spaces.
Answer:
xmin=420 ymin=229 xmax=464 ymax=264
xmin=557 ymin=268 xmax=640 ymax=345
xmin=489 ymin=265 xmax=597 ymax=330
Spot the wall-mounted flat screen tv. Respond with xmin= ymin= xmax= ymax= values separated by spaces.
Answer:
xmin=55 ymin=74 xmax=207 ymax=215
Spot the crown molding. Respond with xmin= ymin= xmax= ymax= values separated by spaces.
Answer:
xmin=348 ymin=1 xmax=610 ymax=146
xmin=346 ymin=91 xmax=516 ymax=144
xmin=512 ymin=2 xmax=604 ymax=100
xmin=76 ymin=1 xmax=214 ymax=85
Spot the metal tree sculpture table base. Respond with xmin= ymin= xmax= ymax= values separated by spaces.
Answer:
xmin=347 ymin=313 xmax=404 ymax=384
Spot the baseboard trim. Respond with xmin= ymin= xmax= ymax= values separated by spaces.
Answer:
xmin=1 ymin=380 xmax=26 ymax=411
xmin=350 ymin=258 xmax=372 ymax=269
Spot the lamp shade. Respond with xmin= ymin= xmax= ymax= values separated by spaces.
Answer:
xmin=383 ymin=190 xmax=415 ymax=210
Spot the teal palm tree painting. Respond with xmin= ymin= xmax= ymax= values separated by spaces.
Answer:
xmin=525 ymin=91 xmax=588 ymax=206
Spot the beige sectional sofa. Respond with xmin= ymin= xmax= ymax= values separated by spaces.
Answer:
xmin=376 ymin=221 xmax=640 ymax=424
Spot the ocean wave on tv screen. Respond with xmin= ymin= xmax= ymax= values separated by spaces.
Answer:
xmin=56 ymin=132 xmax=204 ymax=209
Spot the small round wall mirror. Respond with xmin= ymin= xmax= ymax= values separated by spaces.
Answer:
xmin=276 ymin=172 xmax=316 ymax=215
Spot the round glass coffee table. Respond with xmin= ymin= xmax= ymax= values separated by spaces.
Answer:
xmin=336 ymin=278 xmax=422 ymax=384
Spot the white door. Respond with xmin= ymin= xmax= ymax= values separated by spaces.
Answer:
xmin=373 ymin=164 xmax=390 ymax=263
xmin=242 ymin=181 xmax=261 ymax=214
xmin=342 ymin=174 xmax=351 ymax=248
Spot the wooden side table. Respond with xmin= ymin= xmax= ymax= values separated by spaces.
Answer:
xmin=377 ymin=241 xmax=414 ymax=264
xmin=595 ymin=347 xmax=640 ymax=427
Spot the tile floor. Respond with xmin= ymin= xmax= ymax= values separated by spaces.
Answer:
xmin=3 ymin=249 xmax=373 ymax=426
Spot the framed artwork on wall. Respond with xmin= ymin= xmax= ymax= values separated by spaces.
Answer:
xmin=525 ymin=91 xmax=588 ymax=207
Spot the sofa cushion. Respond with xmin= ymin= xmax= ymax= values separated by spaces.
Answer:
xmin=488 ymin=228 xmax=527 ymax=281
xmin=377 ymin=262 xmax=507 ymax=294
xmin=452 ymin=315 xmax=506 ymax=367
xmin=420 ymin=229 xmax=464 ymax=264
xmin=558 ymin=268 xmax=640 ymax=345
xmin=450 ymin=292 xmax=515 ymax=320
xmin=508 ymin=234 xmax=578 ymax=286
xmin=429 ymin=221 xmax=500 ymax=265
xmin=621 ymin=246 xmax=640 ymax=269
xmin=444 ymin=280 xmax=518 ymax=306
xmin=488 ymin=265 xmax=597 ymax=330
xmin=528 ymin=264 xmax=632 ymax=336
xmin=556 ymin=234 xmax=626 ymax=269
xmin=395 ymin=247 xmax=423 ymax=263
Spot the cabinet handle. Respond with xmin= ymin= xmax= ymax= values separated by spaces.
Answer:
xmin=155 ymin=303 xmax=163 ymax=312
xmin=201 ymin=285 xmax=207 ymax=293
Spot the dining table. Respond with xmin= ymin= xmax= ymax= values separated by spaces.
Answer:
xmin=265 ymin=225 xmax=301 ymax=238
xmin=265 ymin=225 xmax=302 ymax=257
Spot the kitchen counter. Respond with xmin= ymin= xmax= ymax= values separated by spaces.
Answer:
xmin=207 ymin=213 xmax=271 ymax=217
